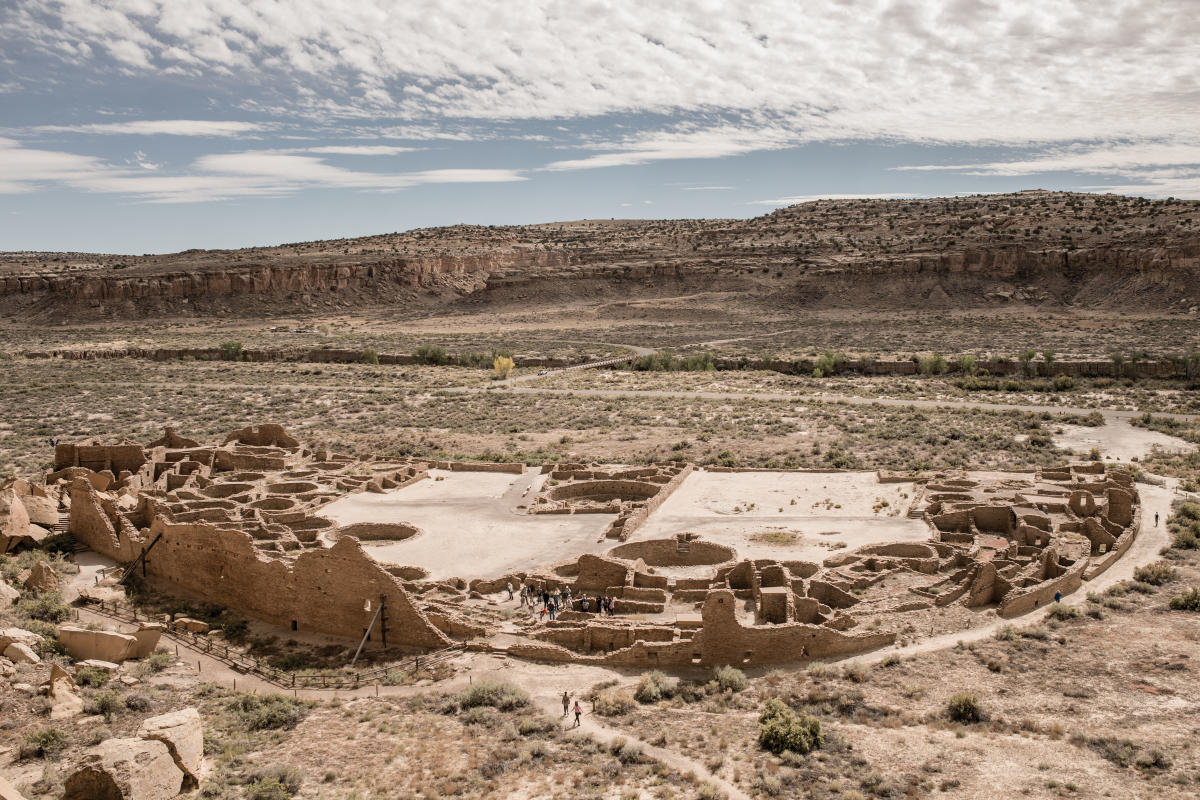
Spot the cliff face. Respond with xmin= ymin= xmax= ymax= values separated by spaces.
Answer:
xmin=3 ymin=191 xmax=1199 ymax=318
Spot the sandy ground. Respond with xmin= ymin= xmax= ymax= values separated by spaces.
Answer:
xmin=1054 ymin=422 xmax=1195 ymax=462
xmin=635 ymin=470 xmax=929 ymax=562
xmin=319 ymin=469 xmax=616 ymax=581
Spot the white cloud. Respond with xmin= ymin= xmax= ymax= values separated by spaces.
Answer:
xmin=541 ymin=125 xmax=797 ymax=171
xmin=33 ymin=119 xmax=268 ymax=136
xmin=5 ymin=0 xmax=1197 ymax=150
xmin=0 ymin=138 xmax=524 ymax=202
xmin=894 ymin=141 xmax=1200 ymax=177
xmin=301 ymin=145 xmax=417 ymax=155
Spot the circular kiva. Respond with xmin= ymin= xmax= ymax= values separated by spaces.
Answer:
xmin=607 ymin=538 xmax=736 ymax=567
xmin=266 ymin=481 xmax=319 ymax=495
xmin=334 ymin=521 xmax=423 ymax=542
xmin=547 ymin=479 xmax=661 ymax=502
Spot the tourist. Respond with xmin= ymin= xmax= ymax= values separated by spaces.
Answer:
xmin=609 ymin=597 xmax=617 ymax=616
xmin=562 ymin=691 xmax=570 ymax=717
xmin=506 ymin=581 xmax=513 ymax=601
xmin=573 ymin=700 xmax=582 ymax=727
xmin=1155 ymin=512 xmax=1159 ymax=527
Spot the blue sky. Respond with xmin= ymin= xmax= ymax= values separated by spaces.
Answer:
xmin=1 ymin=0 xmax=1198 ymax=254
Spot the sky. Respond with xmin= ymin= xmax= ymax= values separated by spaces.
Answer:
xmin=1 ymin=0 xmax=1198 ymax=254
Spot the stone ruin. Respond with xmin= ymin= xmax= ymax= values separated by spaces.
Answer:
xmin=2 ymin=425 xmax=1141 ymax=668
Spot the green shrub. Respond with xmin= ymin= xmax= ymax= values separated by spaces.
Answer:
xmin=1133 ymin=562 xmax=1177 ymax=586
xmin=456 ymin=680 xmax=529 ymax=712
xmin=138 ymin=651 xmax=174 ymax=674
xmin=1169 ymin=587 xmax=1200 ymax=611
xmin=812 ymin=350 xmax=848 ymax=378
xmin=360 ymin=347 xmax=379 ymax=365
xmin=592 ymin=688 xmax=635 ymax=717
xmin=1045 ymin=602 xmax=1080 ymax=621
xmin=413 ymin=344 xmax=450 ymax=365
xmin=710 ymin=664 xmax=747 ymax=693
xmin=946 ymin=693 xmax=982 ymax=723
xmin=218 ymin=341 xmax=244 ymax=361
xmin=16 ymin=590 xmax=71 ymax=623
xmin=19 ymin=726 xmax=68 ymax=759
xmin=917 ymin=353 xmax=947 ymax=375
xmin=227 ymin=693 xmax=309 ymax=730
xmin=75 ymin=666 xmax=111 ymax=687
xmin=634 ymin=670 xmax=679 ymax=703
xmin=91 ymin=689 xmax=124 ymax=721
xmin=758 ymin=698 xmax=822 ymax=755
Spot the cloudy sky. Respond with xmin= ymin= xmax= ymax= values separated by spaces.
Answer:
xmin=1 ymin=0 xmax=1198 ymax=253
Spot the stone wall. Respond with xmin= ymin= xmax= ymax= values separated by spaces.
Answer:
xmin=143 ymin=519 xmax=450 ymax=648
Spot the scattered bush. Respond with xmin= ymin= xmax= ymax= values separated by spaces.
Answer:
xmin=246 ymin=766 xmax=304 ymax=800
xmin=1133 ymin=562 xmax=1177 ymax=586
xmin=710 ymin=664 xmax=748 ymax=693
xmin=138 ymin=650 xmax=174 ymax=674
xmin=1045 ymin=602 xmax=1081 ymax=621
xmin=812 ymin=350 xmax=849 ymax=378
xmin=359 ymin=347 xmax=379 ymax=365
xmin=16 ymin=591 xmax=71 ymax=623
xmin=218 ymin=341 xmax=244 ymax=361
xmin=19 ymin=726 xmax=68 ymax=759
xmin=634 ymin=670 xmax=679 ymax=703
xmin=592 ymin=689 xmax=636 ymax=717
xmin=413 ymin=344 xmax=450 ymax=365
xmin=456 ymin=680 xmax=530 ymax=712
xmin=946 ymin=693 xmax=982 ymax=724
xmin=1169 ymin=587 xmax=1200 ymax=611
xmin=90 ymin=689 xmax=124 ymax=721
xmin=227 ymin=693 xmax=309 ymax=730
xmin=758 ymin=698 xmax=823 ymax=755
xmin=75 ymin=666 xmax=112 ymax=687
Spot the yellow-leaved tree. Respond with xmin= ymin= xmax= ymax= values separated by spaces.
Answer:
xmin=493 ymin=355 xmax=515 ymax=379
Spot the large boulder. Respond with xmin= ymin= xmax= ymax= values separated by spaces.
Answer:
xmin=133 ymin=623 xmax=165 ymax=658
xmin=45 ymin=663 xmax=84 ymax=720
xmin=0 ymin=627 xmax=40 ymax=649
xmin=19 ymin=493 xmax=59 ymax=527
xmin=23 ymin=561 xmax=58 ymax=594
xmin=3 ymin=642 xmax=39 ymax=664
xmin=0 ymin=488 xmax=30 ymax=551
xmin=63 ymin=738 xmax=184 ymax=800
xmin=57 ymin=626 xmax=139 ymax=663
xmin=137 ymin=708 xmax=203 ymax=789
xmin=0 ymin=581 xmax=18 ymax=605
xmin=0 ymin=775 xmax=31 ymax=800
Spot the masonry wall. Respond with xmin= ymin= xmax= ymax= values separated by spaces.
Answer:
xmin=143 ymin=519 xmax=450 ymax=648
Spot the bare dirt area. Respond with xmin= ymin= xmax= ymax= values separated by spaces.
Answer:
xmin=634 ymin=470 xmax=927 ymax=562
xmin=320 ymin=469 xmax=617 ymax=581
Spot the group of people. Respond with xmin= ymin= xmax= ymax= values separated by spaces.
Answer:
xmin=505 ymin=581 xmax=619 ymax=619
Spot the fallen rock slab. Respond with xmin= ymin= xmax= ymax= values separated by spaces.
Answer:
xmin=133 ymin=623 xmax=165 ymax=658
xmin=64 ymin=738 xmax=184 ymax=800
xmin=0 ymin=775 xmax=30 ymax=800
xmin=46 ymin=663 xmax=84 ymax=720
xmin=57 ymin=625 xmax=138 ymax=663
xmin=0 ymin=582 xmax=19 ymax=605
xmin=0 ymin=627 xmax=40 ymax=650
xmin=137 ymin=708 xmax=203 ymax=789
xmin=76 ymin=658 xmax=121 ymax=675
xmin=23 ymin=561 xmax=58 ymax=594
xmin=3 ymin=642 xmax=39 ymax=664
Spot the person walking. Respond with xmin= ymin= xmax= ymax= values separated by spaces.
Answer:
xmin=573 ymin=700 xmax=582 ymax=728
xmin=1155 ymin=512 xmax=1160 ymax=527
xmin=562 ymin=692 xmax=570 ymax=717
xmin=506 ymin=581 xmax=514 ymax=601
